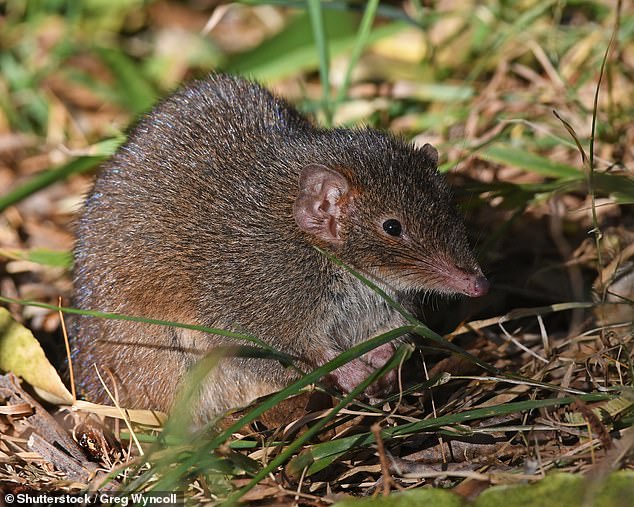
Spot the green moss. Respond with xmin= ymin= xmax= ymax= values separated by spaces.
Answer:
xmin=332 ymin=471 xmax=634 ymax=507
xmin=476 ymin=471 xmax=634 ymax=507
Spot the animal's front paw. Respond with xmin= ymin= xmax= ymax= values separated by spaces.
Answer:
xmin=324 ymin=342 xmax=398 ymax=399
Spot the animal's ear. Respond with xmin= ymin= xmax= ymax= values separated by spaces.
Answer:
xmin=293 ymin=164 xmax=351 ymax=244
xmin=419 ymin=143 xmax=439 ymax=166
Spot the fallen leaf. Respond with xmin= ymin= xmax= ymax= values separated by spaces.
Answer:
xmin=0 ymin=307 xmax=73 ymax=403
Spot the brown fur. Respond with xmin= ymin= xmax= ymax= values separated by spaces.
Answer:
xmin=71 ymin=74 xmax=487 ymax=422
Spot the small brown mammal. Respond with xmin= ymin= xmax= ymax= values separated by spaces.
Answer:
xmin=71 ymin=74 xmax=488 ymax=421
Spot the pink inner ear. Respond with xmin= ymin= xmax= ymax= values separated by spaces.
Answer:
xmin=293 ymin=164 xmax=350 ymax=243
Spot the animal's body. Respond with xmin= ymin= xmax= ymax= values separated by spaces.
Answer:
xmin=71 ymin=74 xmax=488 ymax=421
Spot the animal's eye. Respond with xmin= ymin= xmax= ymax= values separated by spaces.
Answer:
xmin=382 ymin=219 xmax=402 ymax=237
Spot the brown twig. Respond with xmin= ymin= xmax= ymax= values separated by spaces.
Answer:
xmin=371 ymin=422 xmax=395 ymax=497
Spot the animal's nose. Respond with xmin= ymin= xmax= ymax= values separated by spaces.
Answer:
xmin=471 ymin=275 xmax=490 ymax=297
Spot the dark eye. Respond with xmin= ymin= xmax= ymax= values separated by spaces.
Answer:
xmin=382 ymin=219 xmax=402 ymax=237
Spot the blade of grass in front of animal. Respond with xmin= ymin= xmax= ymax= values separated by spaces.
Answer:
xmin=316 ymin=371 xmax=452 ymax=444
xmin=224 ymin=344 xmax=414 ymax=506
xmin=203 ymin=327 xmax=413 ymax=443
xmin=126 ymin=327 xmax=414 ymax=494
xmin=0 ymin=295 xmax=279 ymax=355
xmin=162 ymin=351 xmax=224 ymax=438
xmin=129 ymin=335 xmax=413 ymax=495
xmin=315 ymin=246 xmax=501 ymax=374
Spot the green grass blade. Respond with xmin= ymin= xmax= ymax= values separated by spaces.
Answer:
xmin=95 ymin=46 xmax=157 ymax=114
xmin=203 ymin=327 xmax=413 ymax=445
xmin=0 ymin=295 xmax=277 ymax=353
xmin=592 ymin=172 xmax=634 ymax=204
xmin=225 ymin=11 xmax=404 ymax=84
xmin=225 ymin=10 xmax=353 ymax=79
xmin=239 ymin=0 xmax=424 ymax=27
xmin=0 ymin=155 xmax=106 ymax=213
xmin=224 ymin=344 xmax=414 ymax=505
xmin=0 ymin=248 xmax=72 ymax=269
xmin=127 ymin=327 xmax=414 ymax=494
xmin=479 ymin=145 xmax=634 ymax=202
xmin=306 ymin=0 xmax=331 ymax=124
xmin=334 ymin=0 xmax=380 ymax=105
xmin=480 ymin=144 xmax=582 ymax=179
xmin=162 ymin=351 xmax=225 ymax=437
xmin=315 ymin=246 xmax=500 ymax=374
xmin=301 ymin=393 xmax=611 ymax=475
